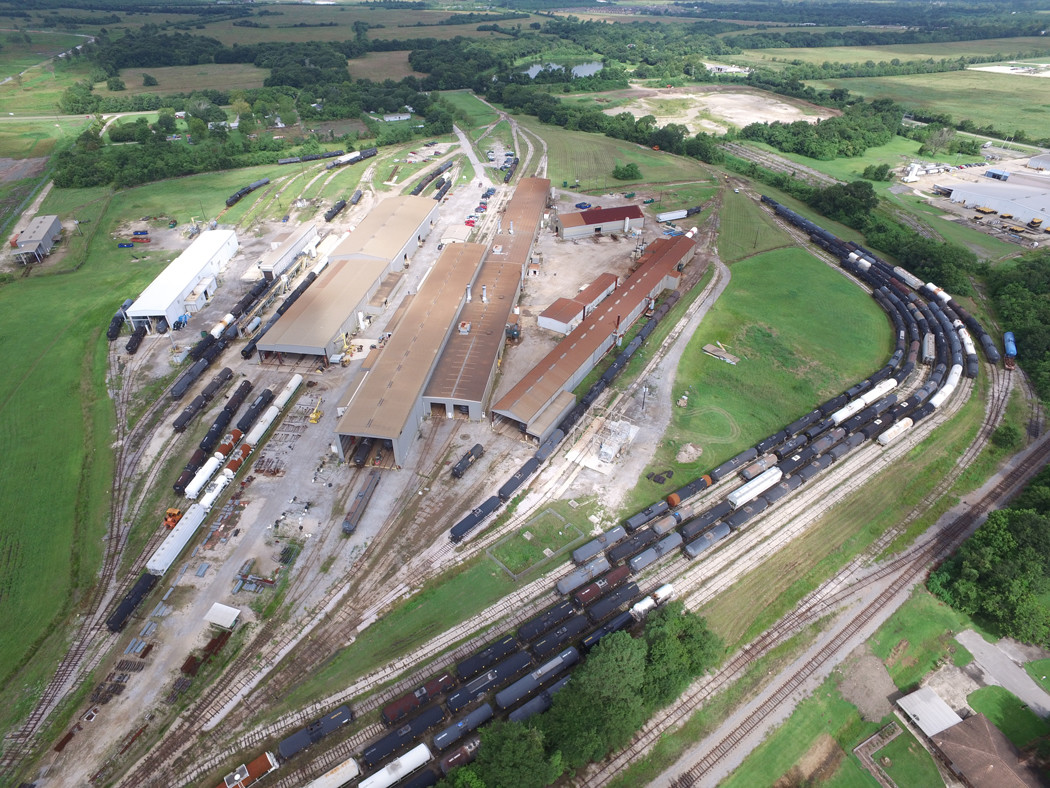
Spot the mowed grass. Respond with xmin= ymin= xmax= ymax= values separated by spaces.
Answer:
xmin=807 ymin=70 xmax=1050 ymax=140
xmin=440 ymin=90 xmax=500 ymax=129
xmin=870 ymin=589 xmax=980 ymax=691
xmin=110 ymin=63 xmax=269 ymax=96
xmin=873 ymin=725 xmax=945 ymax=787
xmin=646 ymin=182 xmax=718 ymax=212
xmin=0 ymin=60 xmax=89 ymax=116
xmin=1025 ymin=658 xmax=1050 ymax=693
xmin=518 ymin=116 xmax=713 ymax=192
xmin=720 ymin=675 xmax=879 ymax=788
xmin=738 ymin=37 xmax=1050 ymax=67
xmin=625 ymin=247 xmax=889 ymax=512
xmin=717 ymin=187 xmax=794 ymax=262
xmin=349 ymin=51 xmax=425 ymax=82
xmin=490 ymin=509 xmax=583 ymax=575
xmin=0 ymin=117 xmax=88 ymax=158
xmin=278 ymin=557 xmax=516 ymax=712
xmin=968 ymin=686 xmax=1050 ymax=748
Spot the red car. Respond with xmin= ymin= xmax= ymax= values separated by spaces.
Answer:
xmin=130 ymin=237 xmax=151 ymax=243
xmin=465 ymin=219 xmax=475 ymax=227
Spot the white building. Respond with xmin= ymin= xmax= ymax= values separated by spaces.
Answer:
xmin=127 ymin=229 xmax=238 ymax=331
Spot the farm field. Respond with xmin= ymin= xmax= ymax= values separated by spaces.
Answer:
xmin=111 ymin=63 xmax=269 ymax=96
xmin=349 ymin=51 xmax=426 ymax=82
xmin=0 ymin=116 xmax=88 ymax=159
xmin=0 ymin=31 xmax=87 ymax=79
xmin=806 ymin=70 xmax=1050 ymax=140
xmin=736 ymin=36 xmax=1050 ymax=67
xmin=519 ymin=116 xmax=713 ymax=191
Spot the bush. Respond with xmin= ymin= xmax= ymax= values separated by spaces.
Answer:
xmin=612 ymin=162 xmax=641 ymax=180
xmin=106 ymin=76 xmax=125 ymax=91
xmin=142 ymin=73 xmax=158 ymax=87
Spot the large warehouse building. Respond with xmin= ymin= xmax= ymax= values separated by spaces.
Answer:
xmin=257 ymin=196 xmax=438 ymax=362
xmin=334 ymin=242 xmax=487 ymax=467
xmin=126 ymin=229 xmax=239 ymax=330
xmin=556 ymin=205 xmax=644 ymax=240
xmin=423 ymin=177 xmax=550 ymax=420
xmin=492 ymin=234 xmax=696 ymax=443
xmin=945 ymin=176 xmax=1050 ymax=228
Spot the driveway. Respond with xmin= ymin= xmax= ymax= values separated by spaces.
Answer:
xmin=956 ymin=629 xmax=1050 ymax=717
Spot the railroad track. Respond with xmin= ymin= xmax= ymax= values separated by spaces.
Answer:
xmin=721 ymin=143 xmax=842 ymax=187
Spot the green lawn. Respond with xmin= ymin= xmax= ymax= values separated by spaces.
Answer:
xmin=646 ymin=182 xmax=718 ymax=212
xmin=870 ymin=589 xmax=980 ymax=691
xmin=717 ymin=187 xmax=794 ymax=263
xmin=1025 ymin=658 xmax=1050 ymax=694
xmin=873 ymin=725 xmax=945 ymax=787
xmin=490 ymin=509 xmax=584 ymax=575
xmin=968 ymin=686 xmax=1050 ymax=748
xmin=624 ymin=246 xmax=889 ymax=512
xmin=0 ymin=31 xmax=87 ymax=79
xmin=721 ymin=676 xmax=880 ymax=788
xmin=440 ymin=90 xmax=500 ymax=130
xmin=519 ymin=116 xmax=713 ymax=192
xmin=806 ymin=70 xmax=1050 ymax=141
xmin=0 ymin=116 xmax=90 ymax=159
xmin=277 ymin=557 xmax=516 ymax=712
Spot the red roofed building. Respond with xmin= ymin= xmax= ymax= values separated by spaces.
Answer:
xmin=930 ymin=714 xmax=1044 ymax=788
xmin=538 ymin=273 xmax=618 ymax=334
xmin=215 ymin=751 xmax=278 ymax=788
xmin=556 ymin=205 xmax=644 ymax=240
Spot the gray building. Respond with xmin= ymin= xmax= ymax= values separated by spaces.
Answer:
xmin=947 ymin=180 xmax=1050 ymax=229
xmin=13 ymin=215 xmax=62 ymax=264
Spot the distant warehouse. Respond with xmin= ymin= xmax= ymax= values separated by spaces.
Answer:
xmin=948 ymin=180 xmax=1050 ymax=229
xmin=12 ymin=214 xmax=62 ymax=265
xmin=556 ymin=205 xmax=643 ymax=240
xmin=126 ymin=229 xmax=239 ymax=332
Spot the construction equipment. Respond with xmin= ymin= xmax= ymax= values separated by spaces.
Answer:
xmin=163 ymin=508 xmax=183 ymax=529
xmin=308 ymin=397 xmax=323 ymax=424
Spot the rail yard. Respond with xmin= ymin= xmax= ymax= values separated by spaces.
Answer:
xmin=2 ymin=97 xmax=1044 ymax=788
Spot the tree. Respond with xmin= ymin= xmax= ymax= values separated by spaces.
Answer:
xmin=141 ymin=72 xmax=158 ymax=87
xmin=612 ymin=161 xmax=641 ymax=180
xmin=861 ymin=163 xmax=892 ymax=181
xmin=475 ymin=721 xmax=560 ymax=788
xmin=992 ymin=423 xmax=1022 ymax=450
xmin=156 ymin=110 xmax=176 ymax=134
xmin=187 ymin=116 xmax=207 ymax=141
xmin=106 ymin=76 xmax=126 ymax=91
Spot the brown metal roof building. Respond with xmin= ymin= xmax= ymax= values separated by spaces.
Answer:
xmin=423 ymin=177 xmax=551 ymax=421
xmin=335 ymin=242 xmax=486 ymax=466
xmin=257 ymin=196 xmax=438 ymax=361
xmin=492 ymin=234 xmax=696 ymax=442
xmin=537 ymin=272 xmax=619 ymax=334
xmin=556 ymin=205 xmax=644 ymax=240
xmin=931 ymin=714 xmax=1044 ymax=788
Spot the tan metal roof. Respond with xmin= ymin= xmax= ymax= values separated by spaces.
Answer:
xmin=424 ymin=258 xmax=521 ymax=403
xmin=336 ymin=242 xmax=483 ymax=438
xmin=330 ymin=195 xmax=437 ymax=263
xmin=492 ymin=235 xmax=694 ymax=428
xmin=259 ymin=253 xmax=389 ymax=354
xmin=424 ymin=178 xmax=549 ymax=405
xmin=559 ymin=205 xmax=643 ymax=229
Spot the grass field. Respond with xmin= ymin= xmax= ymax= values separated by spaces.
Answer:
xmin=882 ymin=191 xmax=1016 ymax=261
xmin=807 ymin=70 xmax=1050 ymax=140
xmin=624 ymin=247 xmax=889 ymax=512
xmin=110 ymin=64 xmax=269 ymax=96
xmin=349 ymin=51 xmax=425 ymax=82
xmin=1026 ymin=658 xmax=1050 ymax=693
xmin=968 ymin=686 xmax=1050 ymax=747
xmin=0 ymin=59 xmax=89 ymax=117
xmin=720 ymin=675 xmax=880 ymax=788
xmin=0 ymin=31 xmax=87 ymax=79
xmin=717 ymin=187 xmax=794 ymax=262
xmin=872 ymin=724 xmax=945 ymax=786
xmin=0 ymin=117 xmax=88 ymax=159
xmin=518 ymin=116 xmax=713 ymax=192
xmin=490 ymin=509 xmax=583 ymax=576
xmin=736 ymin=37 xmax=1050 ymax=68
xmin=646 ymin=182 xmax=718 ymax=212
xmin=278 ymin=556 xmax=516 ymax=712
xmin=870 ymin=589 xmax=979 ymax=691
xmin=440 ymin=90 xmax=500 ymax=130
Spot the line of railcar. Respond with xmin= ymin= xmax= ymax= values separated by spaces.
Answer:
xmin=410 ymin=160 xmax=454 ymax=196
xmin=277 ymin=150 xmax=345 ymax=166
xmin=106 ymin=297 xmax=134 ymax=340
xmin=173 ymin=379 xmax=253 ymax=494
xmin=242 ymin=271 xmax=319 ymax=359
xmin=449 ymin=291 xmax=682 ymax=544
xmin=225 ymin=178 xmax=270 ymax=208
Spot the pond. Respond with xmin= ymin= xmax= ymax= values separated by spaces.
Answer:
xmin=522 ymin=61 xmax=604 ymax=79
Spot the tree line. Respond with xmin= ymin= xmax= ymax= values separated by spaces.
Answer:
xmin=987 ymin=251 xmax=1050 ymax=401
xmin=439 ymin=602 xmax=723 ymax=788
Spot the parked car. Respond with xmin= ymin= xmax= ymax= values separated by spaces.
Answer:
xmin=575 ymin=202 xmax=592 ymax=210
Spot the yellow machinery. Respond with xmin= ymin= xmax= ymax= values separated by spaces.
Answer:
xmin=163 ymin=508 xmax=183 ymax=529
xmin=308 ymin=397 xmax=323 ymax=424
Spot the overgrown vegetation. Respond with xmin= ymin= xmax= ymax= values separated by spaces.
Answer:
xmin=988 ymin=250 xmax=1050 ymax=400
xmin=441 ymin=602 xmax=723 ymax=787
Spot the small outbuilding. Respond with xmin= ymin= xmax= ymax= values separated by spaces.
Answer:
xmin=204 ymin=602 xmax=242 ymax=631
xmin=12 ymin=214 xmax=62 ymax=264
xmin=556 ymin=205 xmax=644 ymax=240
xmin=537 ymin=273 xmax=618 ymax=334
xmin=896 ymin=686 xmax=963 ymax=737
xmin=1027 ymin=153 xmax=1050 ymax=171
xmin=126 ymin=229 xmax=239 ymax=331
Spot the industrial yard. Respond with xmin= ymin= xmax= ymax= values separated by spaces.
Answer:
xmin=3 ymin=10 xmax=1050 ymax=788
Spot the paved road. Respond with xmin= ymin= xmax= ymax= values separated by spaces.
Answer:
xmin=956 ymin=629 xmax=1050 ymax=717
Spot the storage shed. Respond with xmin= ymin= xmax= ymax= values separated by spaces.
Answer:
xmin=538 ymin=273 xmax=618 ymax=334
xmin=13 ymin=214 xmax=62 ymax=264
xmin=127 ymin=230 xmax=239 ymax=331
xmin=896 ymin=687 xmax=962 ymax=737
xmin=556 ymin=205 xmax=643 ymax=240
xmin=204 ymin=602 xmax=242 ymax=631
